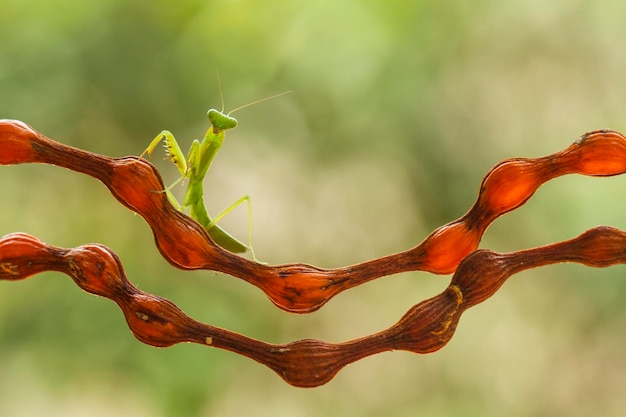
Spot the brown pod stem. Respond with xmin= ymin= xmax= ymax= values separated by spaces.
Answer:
xmin=2 ymin=226 xmax=625 ymax=387
xmin=2 ymin=120 xmax=626 ymax=313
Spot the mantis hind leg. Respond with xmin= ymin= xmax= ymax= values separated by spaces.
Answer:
xmin=207 ymin=195 xmax=259 ymax=262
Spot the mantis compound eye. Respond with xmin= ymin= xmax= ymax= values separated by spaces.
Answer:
xmin=207 ymin=109 xmax=238 ymax=131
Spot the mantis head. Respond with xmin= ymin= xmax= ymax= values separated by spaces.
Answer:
xmin=207 ymin=109 xmax=238 ymax=132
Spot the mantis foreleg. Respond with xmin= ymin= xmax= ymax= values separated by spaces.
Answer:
xmin=141 ymin=130 xmax=188 ymax=177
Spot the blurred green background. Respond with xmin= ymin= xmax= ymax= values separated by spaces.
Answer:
xmin=2 ymin=0 xmax=626 ymax=416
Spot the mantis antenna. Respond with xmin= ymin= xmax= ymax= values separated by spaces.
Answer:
xmin=228 ymin=90 xmax=293 ymax=115
xmin=215 ymin=68 xmax=292 ymax=115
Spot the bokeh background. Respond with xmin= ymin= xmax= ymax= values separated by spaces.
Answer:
xmin=2 ymin=1 xmax=626 ymax=416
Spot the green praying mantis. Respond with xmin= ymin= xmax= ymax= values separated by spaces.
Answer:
xmin=140 ymin=88 xmax=290 ymax=262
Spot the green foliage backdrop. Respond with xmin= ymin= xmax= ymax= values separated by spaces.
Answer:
xmin=1 ymin=1 xmax=626 ymax=416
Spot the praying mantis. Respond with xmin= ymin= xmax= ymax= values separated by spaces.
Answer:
xmin=140 ymin=89 xmax=290 ymax=261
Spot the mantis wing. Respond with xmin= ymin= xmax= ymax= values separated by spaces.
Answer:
xmin=188 ymin=196 xmax=248 ymax=254
xmin=206 ymin=223 xmax=248 ymax=253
